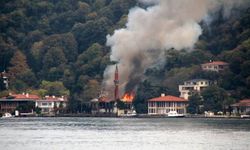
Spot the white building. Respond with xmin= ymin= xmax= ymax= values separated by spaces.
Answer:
xmin=148 ymin=94 xmax=188 ymax=115
xmin=231 ymin=99 xmax=250 ymax=115
xmin=179 ymin=79 xmax=211 ymax=100
xmin=201 ymin=61 xmax=228 ymax=72
xmin=35 ymin=96 xmax=67 ymax=115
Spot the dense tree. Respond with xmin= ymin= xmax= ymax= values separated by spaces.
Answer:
xmin=201 ymin=85 xmax=229 ymax=113
xmin=188 ymin=93 xmax=202 ymax=114
xmin=0 ymin=0 xmax=249 ymax=113
xmin=7 ymin=50 xmax=36 ymax=90
xmin=40 ymin=80 xmax=69 ymax=96
xmin=72 ymin=17 xmax=112 ymax=51
xmin=8 ymin=50 xmax=30 ymax=78
xmin=134 ymin=80 xmax=163 ymax=113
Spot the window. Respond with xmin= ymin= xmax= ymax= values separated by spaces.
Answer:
xmin=42 ymin=102 xmax=47 ymax=106
xmin=201 ymin=82 xmax=203 ymax=85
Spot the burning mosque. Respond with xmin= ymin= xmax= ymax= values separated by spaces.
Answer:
xmin=92 ymin=0 xmax=249 ymax=115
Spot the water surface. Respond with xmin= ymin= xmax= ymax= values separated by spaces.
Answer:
xmin=0 ymin=117 xmax=250 ymax=150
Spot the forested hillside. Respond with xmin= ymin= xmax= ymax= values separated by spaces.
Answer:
xmin=0 ymin=0 xmax=249 ymax=113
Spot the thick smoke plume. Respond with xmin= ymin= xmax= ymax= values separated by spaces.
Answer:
xmin=102 ymin=0 xmax=249 ymax=98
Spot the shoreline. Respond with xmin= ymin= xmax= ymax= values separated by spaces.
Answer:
xmin=8 ymin=113 xmax=249 ymax=119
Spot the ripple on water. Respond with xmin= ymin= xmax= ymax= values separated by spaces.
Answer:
xmin=0 ymin=117 xmax=250 ymax=150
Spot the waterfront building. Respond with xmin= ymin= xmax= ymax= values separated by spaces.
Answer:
xmin=35 ymin=95 xmax=67 ymax=115
xmin=91 ymin=96 xmax=116 ymax=114
xmin=231 ymin=99 xmax=250 ymax=115
xmin=117 ymin=92 xmax=136 ymax=116
xmin=179 ymin=79 xmax=211 ymax=99
xmin=148 ymin=94 xmax=188 ymax=115
xmin=201 ymin=61 xmax=229 ymax=72
xmin=0 ymin=93 xmax=39 ymax=114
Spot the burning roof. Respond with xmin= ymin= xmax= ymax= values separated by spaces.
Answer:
xmin=121 ymin=92 xmax=135 ymax=103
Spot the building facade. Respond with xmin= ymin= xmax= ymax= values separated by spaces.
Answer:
xmin=148 ymin=94 xmax=188 ymax=115
xmin=0 ymin=93 xmax=39 ymax=114
xmin=91 ymin=96 xmax=116 ymax=114
xmin=35 ymin=96 xmax=67 ymax=115
xmin=231 ymin=99 xmax=250 ymax=115
xmin=179 ymin=79 xmax=211 ymax=100
xmin=201 ymin=61 xmax=229 ymax=72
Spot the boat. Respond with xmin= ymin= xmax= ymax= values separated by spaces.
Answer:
xmin=240 ymin=115 xmax=250 ymax=118
xmin=167 ymin=111 xmax=185 ymax=117
xmin=119 ymin=111 xmax=137 ymax=117
xmin=1 ymin=112 xmax=13 ymax=118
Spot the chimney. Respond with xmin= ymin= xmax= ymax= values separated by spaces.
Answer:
xmin=161 ymin=93 xmax=165 ymax=97
xmin=26 ymin=93 xmax=29 ymax=97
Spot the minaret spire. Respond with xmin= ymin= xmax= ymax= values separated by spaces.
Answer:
xmin=114 ymin=64 xmax=119 ymax=100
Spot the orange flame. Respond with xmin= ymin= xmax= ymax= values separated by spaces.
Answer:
xmin=121 ymin=92 xmax=135 ymax=102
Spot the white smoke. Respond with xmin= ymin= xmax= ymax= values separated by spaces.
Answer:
xmin=102 ymin=0 xmax=249 ymax=98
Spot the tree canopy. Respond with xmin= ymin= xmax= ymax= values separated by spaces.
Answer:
xmin=0 ymin=0 xmax=249 ymax=113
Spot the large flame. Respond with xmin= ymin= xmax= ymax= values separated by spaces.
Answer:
xmin=121 ymin=92 xmax=135 ymax=102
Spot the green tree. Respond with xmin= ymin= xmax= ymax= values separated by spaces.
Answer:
xmin=8 ymin=50 xmax=36 ymax=90
xmin=201 ymin=85 xmax=229 ymax=113
xmin=72 ymin=18 xmax=111 ymax=51
xmin=188 ymin=93 xmax=202 ymax=114
xmin=82 ymin=79 xmax=100 ymax=102
xmin=134 ymin=80 xmax=162 ymax=114
xmin=8 ymin=50 xmax=30 ymax=79
xmin=75 ymin=43 xmax=108 ymax=77
xmin=40 ymin=80 xmax=69 ymax=96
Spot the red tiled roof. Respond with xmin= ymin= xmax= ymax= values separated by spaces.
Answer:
xmin=231 ymin=99 xmax=250 ymax=107
xmin=148 ymin=95 xmax=188 ymax=102
xmin=202 ymin=61 xmax=228 ymax=66
xmin=10 ymin=94 xmax=40 ymax=100
xmin=36 ymin=96 xmax=67 ymax=102
xmin=99 ymin=96 xmax=113 ymax=103
xmin=239 ymin=99 xmax=250 ymax=103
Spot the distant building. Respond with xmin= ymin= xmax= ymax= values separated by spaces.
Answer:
xmin=90 ymin=96 xmax=116 ymax=115
xmin=0 ymin=71 xmax=9 ymax=89
xmin=179 ymin=79 xmax=211 ymax=100
xmin=148 ymin=94 xmax=188 ymax=115
xmin=201 ymin=61 xmax=229 ymax=72
xmin=231 ymin=99 xmax=250 ymax=115
xmin=35 ymin=96 xmax=67 ymax=115
xmin=116 ymin=92 xmax=136 ymax=116
xmin=0 ymin=93 xmax=39 ymax=114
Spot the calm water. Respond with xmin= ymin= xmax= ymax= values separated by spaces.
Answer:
xmin=0 ymin=117 xmax=250 ymax=150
